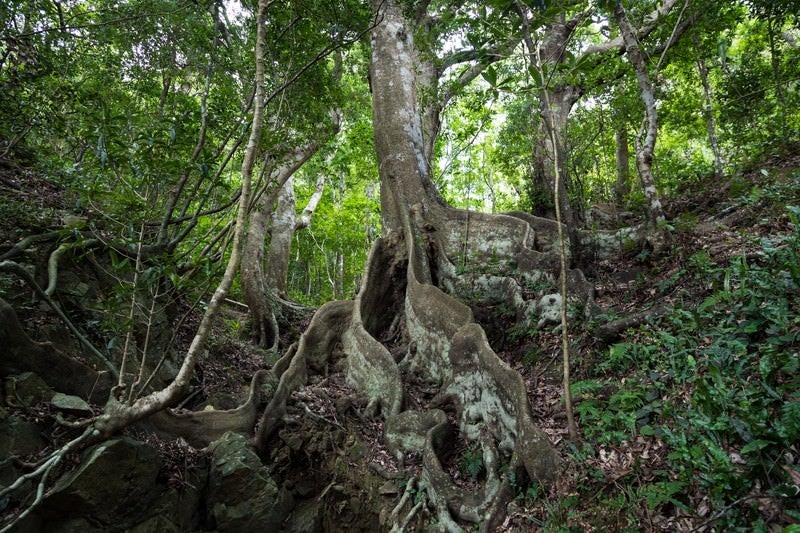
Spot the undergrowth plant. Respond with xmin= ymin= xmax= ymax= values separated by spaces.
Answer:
xmin=565 ymin=205 xmax=800 ymax=529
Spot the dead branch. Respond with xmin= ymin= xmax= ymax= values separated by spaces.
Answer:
xmin=594 ymin=304 xmax=671 ymax=344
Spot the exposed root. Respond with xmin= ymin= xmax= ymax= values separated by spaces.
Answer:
xmin=0 ymin=426 xmax=97 ymax=533
xmin=254 ymin=300 xmax=353 ymax=451
xmin=45 ymin=238 xmax=99 ymax=297
xmin=249 ymin=202 xmax=589 ymax=527
xmin=146 ymin=369 xmax=272 ymax=448
xmin=390 ymin=476 xmax=418 ymax=521
xmin=0 ymin=230 xmax=60 ymax=261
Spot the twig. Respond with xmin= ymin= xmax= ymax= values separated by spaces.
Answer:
xmin=317 ymin=479 xmax=336 ymax=502
xmin=119 ymin=223 xmax=146 ymax=388
xmin=688 ymin=496 xmax=757 ymax=532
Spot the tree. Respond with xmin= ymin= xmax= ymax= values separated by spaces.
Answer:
xmin=510 ymin=0 xmax=693 ymax=236
xmin=613 ymin=1 xmax=668 ymax=230
xmin=251 ymin=1 xmax=603 ymax=528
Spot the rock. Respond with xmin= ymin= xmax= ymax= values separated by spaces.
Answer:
xmin=206 ymin=432 xmax=293 ymax=532
xmin=0 ymin=416 xmax=46 ymax=458
xmin=284 ymin=498 xmax=323 ymax=533
xmin=379 ymin=480 xmax=398 ymax=495
xmin=44 ymin=517 xmax=95 ymax=533
xmin=537 ymin=293 xmax=562 ymax=329
xmin=4 ymin=372 xmax=54 ymax=409
xmin=49 ymin=393 xmax=93 ymax=416
xmin=0 ymin=416 xmax=47 ymax=509
xmin=42 ymin=437 xmax=163 ymax=528
xmin=130 ymin=514 xmax=181 ymax=533
xmin=130 ymin=466 xmax=207 ymax=533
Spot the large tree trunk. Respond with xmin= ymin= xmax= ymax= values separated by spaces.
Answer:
xmin=533 ymin=85 xmax=580 ymax=231
xmin=254 ymin=1 xmax=601 ymax=528
xmin=528 ymin=16 xmax=582 ymax=235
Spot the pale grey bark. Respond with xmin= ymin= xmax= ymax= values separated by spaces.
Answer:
xmin=241 ymin=143 xmax=322 ymax=349
xmin=614 ymin=2 xmax=666 ymax=228
xmin=515 ymin=0 xmax=682 ymax=230
xmin=267 ymin=170 xmax=326 ymax=297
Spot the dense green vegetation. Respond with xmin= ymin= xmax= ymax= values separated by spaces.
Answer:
xmin=1 ymin=0 xmax=799 ymax=531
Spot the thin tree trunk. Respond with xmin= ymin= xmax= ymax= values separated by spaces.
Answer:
xmin=241 ymin=143 xmax=321 ymax=348
xmin=614 ymin=2 xmax=666 ymax=229
xmin=767 ymin=16 xmax=788 ymax=149
xmin=266 ymin=169 xmax=325 ymax=296
xmin=334 ymin=249 xmax=344 ymax=298
xmin=614 ymin=125 xmax=630 ymax=203
xmin=694 ymin=34 xmax=724 ymax=179
xmin=93 ymin=0 xmax=267 ymax=436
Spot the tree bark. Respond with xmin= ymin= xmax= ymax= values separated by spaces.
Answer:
xmin=241 ymin=143 xmax=322 ymax=349
xmin=694 ymin=34 xmax=724 ymax=179
xmin=530 ymin=17 xmax=582 ymax=231
xmin=267 ymin=169 xmax=327 ymax=297
xmin=614 ymin=124 xmax=631 ymax=203
xmin=614 ymin=2 xmax=666 ymax=230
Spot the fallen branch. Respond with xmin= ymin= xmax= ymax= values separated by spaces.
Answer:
xmin=594 ymin=304 xmax=671 ymax=344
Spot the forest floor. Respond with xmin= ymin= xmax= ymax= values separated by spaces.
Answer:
xmin=499 ymin=152 xmax=800 ymax=531
xmin=1 ymin=149 xmax=798 ymax=531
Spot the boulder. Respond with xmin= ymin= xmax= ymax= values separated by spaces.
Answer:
xmin=537 ymin=293 xmax=562 ymax=329
xmin=206 ymin=432 xmax=293 ymax=532
xmin=284 ymin=498 xmax=324 ymax=533
xmin=41 ymin=437 xmax=162 ymax=528
xmin=4 ymin=372 xmax=54 ymax=409
xmin=49 ymin=393 xmax=93 ymax=416
xmin=0 ymin=416 xmax=46 ymax=458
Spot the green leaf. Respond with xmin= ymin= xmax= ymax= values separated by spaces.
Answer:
xmin=527 ymin=65 xmax=542 ymax=87
xmin=740 ymin=439 xmax=771 ymax=454
xmin=482 ymin=66 xmax=498 ymax=87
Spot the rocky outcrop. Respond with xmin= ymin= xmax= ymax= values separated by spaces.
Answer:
xmin=38 ymin=437 xmax=163 ymax=529
xmin=206 ymin=432 xmax=293 ymax=532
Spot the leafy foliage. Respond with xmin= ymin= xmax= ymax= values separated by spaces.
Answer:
xmin=570 ymin=205 xmax=800 ymax=527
